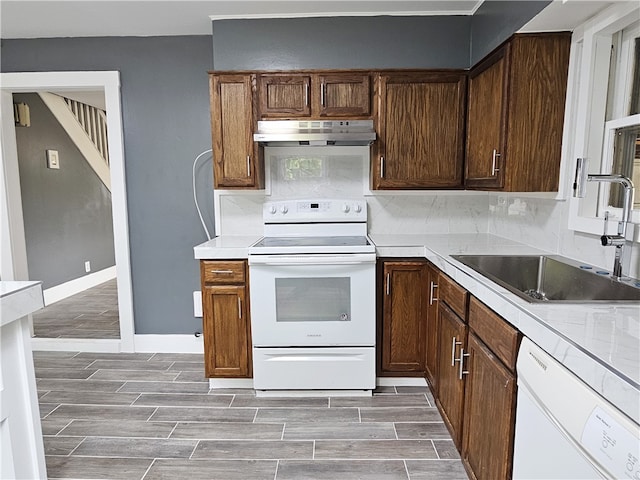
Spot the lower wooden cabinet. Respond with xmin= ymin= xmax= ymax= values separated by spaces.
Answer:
xmin=378 ymin=260 xmax=429 ymax=375
xmin=461 ymin=296 xmax=520 ymax=480
xmin=436 ymin=301 xmax=467 ymax=448
xmin=200 ymin=260 xmax=252 ymax=378
xmin=462 ymin=332 xmax=517 ymax=480
xmin=431 ymin=273 xmax=520 ymax=480
xmin=424 ymin=264 xmax=439 ymax=391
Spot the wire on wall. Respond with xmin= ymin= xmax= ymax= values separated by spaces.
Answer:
xmin=192 ymin=148 xmax=213 ymax=240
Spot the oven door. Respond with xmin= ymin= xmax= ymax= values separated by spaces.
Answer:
xmin=248 ymin=253 xmax=376 ymax=347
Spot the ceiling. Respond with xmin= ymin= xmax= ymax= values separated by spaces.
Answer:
xmin=0 ymin=0 xmax=620 ymax=40
xmin=0 ymin=1 xmax=485 ymax=39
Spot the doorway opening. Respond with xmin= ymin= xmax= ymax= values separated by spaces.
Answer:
xmin=1 ymin=71 xmax=134 ymax=352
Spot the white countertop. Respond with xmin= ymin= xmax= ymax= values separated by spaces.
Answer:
xmin=194 ymin=235 xmax=261 ymax=259
xmin=371 ymin=233 xmax=640 ymax=424
xmin=0 ymin=281 xmax=44 ymax=327
xmin=195 ymin=233 xmax=640 ymax=422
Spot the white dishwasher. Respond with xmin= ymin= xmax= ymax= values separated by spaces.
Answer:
xmin=513 ymin=337 xmax=640 ymax=480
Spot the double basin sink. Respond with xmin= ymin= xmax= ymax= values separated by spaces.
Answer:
xmin=451 ymin=255 xmax=640 ymax=303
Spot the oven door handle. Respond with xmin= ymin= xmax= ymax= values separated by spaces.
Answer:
xmin=249 ymin=254 xmax=376 ymax=266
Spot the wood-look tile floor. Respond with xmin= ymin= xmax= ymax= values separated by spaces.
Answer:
xmin=35 ymin=350 xmax=469 ymax=479
xmin=33 ymin=279 xmax=120 ymax=339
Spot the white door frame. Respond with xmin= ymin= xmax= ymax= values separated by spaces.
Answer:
xmin=0 ymin=71 xmax=135 ymax=352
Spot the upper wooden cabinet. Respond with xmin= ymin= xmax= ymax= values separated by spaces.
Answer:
xmin=258 ymin=72 xmax=371 ymax=118
xmin=209 ymin=73 xmax=263 ymax=189
xmin=372 ymin=72 xmax=466 ymax=189
xmin=465 ymin=33 xmax=571 ymax=191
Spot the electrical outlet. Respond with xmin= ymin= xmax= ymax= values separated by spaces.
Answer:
xmin=193 ymin=291 xmax=202 ymax=317
xmin=84 ymin=261 xmax=91 ymax=272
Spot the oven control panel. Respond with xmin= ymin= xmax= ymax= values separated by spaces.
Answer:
xmin=263 ymin=199 xmax=367 ymax=223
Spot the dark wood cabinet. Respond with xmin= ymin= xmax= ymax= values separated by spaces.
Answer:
xmin=378 ymin=260 xmax=428 ymax=375
xmin=258 ymin=74 xmax=311 ymax=117
xmin=316 ymin=73 xmax=371 ymax=117
xmin=462 ymin=333 xmax=517 ymax=480
xmin=200 ymin=260 xmax=252 ymax=378
xmin=436 ymin=301 xmax=467 ymax=449
xmin=372 ymin=71 xmax=466 ymax=189
xmin=465 ymin=48 xmax=508 ymax=189
xmin=465 ymin=33 xmax=571 ymax=191
xmin=462 ymin=296 xmax=520 ymax=480
xmin=432 ymin=274 xmax=520 ymax=480
xmin=258 ymin=72 xmax=371 ymax=118
xmin=424 ymin=264 xmax=440 ymax=391
xmin=209 ymin=74 xmax=263 ymax=189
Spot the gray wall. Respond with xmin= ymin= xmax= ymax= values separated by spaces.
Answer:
xmin=2 ymin=36 xmax=214 ymax=335
xmin=470 ymin=0 xmax=552 ymax=65
xmin=212 ymin=16 xmax=471 ymax=70
xmin=1 ymin=4 xmax=548 ymax=335
xmin=14 ymin=92 xmax=115 ymax=289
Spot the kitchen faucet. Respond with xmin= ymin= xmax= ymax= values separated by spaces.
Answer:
xmin=574 ymin=158 xmax=635 ymax=279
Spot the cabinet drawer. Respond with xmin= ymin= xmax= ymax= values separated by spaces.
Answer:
xmin=201 ymin=260 xmax=246 ymax=284
xmin=439 ymin=274 xmax=468 ymax=319
xmin=468 ymin=296 xmax=520 ymax=371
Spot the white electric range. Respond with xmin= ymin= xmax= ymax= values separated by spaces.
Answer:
xmin=248 ymin=198 xmax=376 ymax=394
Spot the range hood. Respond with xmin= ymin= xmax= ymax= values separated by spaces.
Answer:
xmin=253 ymin=120 xmax=376 ymax=146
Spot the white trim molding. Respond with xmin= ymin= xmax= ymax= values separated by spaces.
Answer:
xmin=0 ymin=71 xmax=135 ymax=352
xmin=134 ymin=334 xmax=204 ymax=354
xmin=43 ymin=266 xmax=116 ymax=306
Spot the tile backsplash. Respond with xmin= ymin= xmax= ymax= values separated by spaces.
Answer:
xmin=367 ymin=194 xmax=490 ymax=235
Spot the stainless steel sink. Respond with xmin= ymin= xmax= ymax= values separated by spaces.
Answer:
xmin=451 ymin=255 xmax=640 ymax=303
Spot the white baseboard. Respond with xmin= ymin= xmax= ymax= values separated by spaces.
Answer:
xmin=134 ymin=334 xmax=204 ymax=353
xmin=209 ymin=378 xmax=254 ymax=389
xmin=43 ymin=266 xmax=116 ymax=305
xmin=31 ymin=337 xmax=120 ymax=353
xmin=377 ymin=377 xmax=427 ymax=387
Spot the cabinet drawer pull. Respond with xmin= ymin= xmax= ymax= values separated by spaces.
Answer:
xmin=456 ymin=348 xmax=470 ymax=380
xmin=211 ymin=270 xmax=234 ymax=274
xmin=429 ymin=282 xmax=438 ymax=305
xmin=238 ymin=297 xmax=242 ymax=319
xmin=491 ymin=149 xmax=501 ymax=175
xmin=305 ymin=84 xmax=309 ymax=106
xmin=386 ymin=273 xmax=390 ymax=296
xmin=321 ymin=82 xmax=325 ymax=106
xmin=380 ymin=156 xmax=385 ymax=178
xmin=246 ymin=156 xmax=251 ymax=177
xmin=451 ymin=336 xmax=462 ymax=367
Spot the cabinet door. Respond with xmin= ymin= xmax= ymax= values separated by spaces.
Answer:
xmin=380 ymin=261 xmax=427 ymax=374
xmin=465 ymin=47 xmax=508 ymax=189
xmin=259 ymin=75 xmax=311 ymax=117
xmin=202 ymin=285 xmax=251 ymax=378
xmin=315 ymin=74 xmax=371 ymax=117
xmin=436 ymin=302 xmax=467 ymax=448
xmin=462 ymin=333 xmax=517 ymax=480
xmin=373 ymin=72 xmax=466 ymax=189
xmin=424 ymin=265 xmax=439 ymax=391
xmin=210 ymin=74 xmax=261 ymax=188
xmin=503 ymin=34 xmax=570 ymax=192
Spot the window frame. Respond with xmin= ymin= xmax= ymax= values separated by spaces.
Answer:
xmin=567 ymin=3 xmax=640 ymax=238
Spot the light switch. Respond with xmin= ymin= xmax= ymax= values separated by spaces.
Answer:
xmin=46 ymin=150 xmax=60 ymax=169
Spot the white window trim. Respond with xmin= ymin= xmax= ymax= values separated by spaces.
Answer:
xmin=566 ymin=2 xmax=640 ymax=240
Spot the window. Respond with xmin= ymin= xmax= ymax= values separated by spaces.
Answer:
xmin=568 ymin=4 xmax=640 ymax=234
